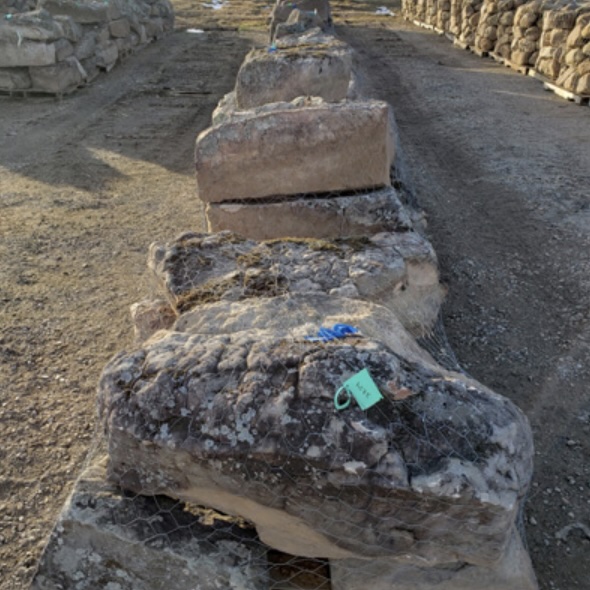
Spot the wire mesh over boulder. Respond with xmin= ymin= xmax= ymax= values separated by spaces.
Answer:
xmin=146 ymin=230 xmax=445 ymax=336
xmin=98 ymin=293 xmax=534 ymax=567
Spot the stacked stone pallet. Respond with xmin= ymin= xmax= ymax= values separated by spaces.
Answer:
xmin=0 ymin=0 xmax=173 ymax=95
xmin=436 ymin=0 xmax=452 ymax=31
xmin=473 ymin=0 xmax=524 ymax=54
xmin=31 ymin=1 xmax=540 ymax=589
xmin=536 ymin=6 xmax=590 ymax=93
xmin=402 ymin=0 xmax=590 ymax=98
xmin=449 ymin=0 xmax=464 ymax=35
xmin=459 ymin=0 xmax=484 ymax=46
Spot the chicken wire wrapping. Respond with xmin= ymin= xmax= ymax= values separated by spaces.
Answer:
xmin=50 ymin=224 xmax=534 ymax=590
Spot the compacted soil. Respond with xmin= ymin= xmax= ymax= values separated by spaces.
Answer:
xmin=0 ymin=1 xmax=589 ymax=589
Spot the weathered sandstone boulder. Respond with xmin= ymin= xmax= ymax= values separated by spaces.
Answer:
xmin=98 ymin=296 xmax=534 ymax=566
xmin=270 ymin=0 xmax=332 ymax=41
xmin=234 ymin=41 xmax=353 ymax=109
xmin=195 ymin=100 xmax=394 ymax=203
xmin=205 ymin=186 xmax=413 ymax=241
xmin=146 ymin=230 xmax=445 ymax=335
xmin=130 ymin=298 xmax=177 ymax=344
xmin=30 ymin=457 xmax=268 ymax=590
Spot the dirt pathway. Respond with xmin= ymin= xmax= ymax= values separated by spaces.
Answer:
xmin=339 ymin=17 xmax=590 ymax=590
xmin=1 ymin=2 xmax=589 ymax=589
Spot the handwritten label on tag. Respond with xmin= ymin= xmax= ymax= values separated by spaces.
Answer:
xmin=334 ymin=369 xmax=383 ymax=411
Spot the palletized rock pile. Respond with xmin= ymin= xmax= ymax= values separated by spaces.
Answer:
xmin=459 ymin=0 xmax=484 ymax=47
xmin=31 ymin=1 xmax=540 ymax=589
xmin=0 ymin=0 xmax=173 ymax=94
xmin=536 ymin=7 xmax=590 ymax=91
xmin=403 ymin=0 xmax=590 ymax=99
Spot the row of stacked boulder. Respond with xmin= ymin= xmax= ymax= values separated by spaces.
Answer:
xmin=31 ymin=1 xmax=540 ymax=589
xmin=402 ymin=0 xmax=590 ymax=98
xmin=0 ymin=0 xmax=173 ymax=95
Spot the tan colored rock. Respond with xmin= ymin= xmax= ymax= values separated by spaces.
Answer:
xmin=38 ymin=0 xmax=121 ymax=23
xmin=577 ymin=60 xmax=590 ymax=75
xmin=29 ymin=56 xmax=86 ymax=93
xmin=205 ymin=187 xmax=413 ymax=241
xmin=195 ymin=100 xmax=394 ymax=204
xmin=270 ymin=0 xmax=332 ymax=41
xmin=556 ymin=66 xmax=579 ymax=91
xmin=576 ymin=72 xmax=590 ymax=94
xmin=330 ymin=527 xmax=538 ymax=590
xmin=566 ymin=24 xmax=586 ymax=48
xmin=234 ymin=42 xmax=352 ymax=109
xmin=0 ymin=41 xmax=56 ymax=67
xmin=543 ymin=8 xmax=577 ymax=30
xmin=54 ymin=38 xmax=74 ymax=61
xmin=584 ymin=41 xmax=590 ymax=56
xmin=130 ymin=298 xmax=177 ymax=344
xmin=565 ymin=48 xmax=585 ymax=66
xmin=549 ymin=28 xmax=570 ymax=46
xmin=30 ymin=457 xmax=268 ymax=590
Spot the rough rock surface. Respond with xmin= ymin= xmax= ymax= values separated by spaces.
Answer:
xmin=130 ymin=298 xmax=177 ymax=344
xmin=270 ymin=0 xmax=332 ymax=41
xmin=98 ymin=300 xmax=534 ymax=565
xmin=146 ymin=230 xmax=445 ymax=335
xmin=30 ymin=458 xmax=268 ymax=590
xmin=205 ymin=186 xmax=414 ymax=241
xmin=195 ymin=100 xmax=394 ymax=203
xmin=234 ymin=41 xmax=353 ymax=109
xmin=330 ymin=527 xmax=538 ymax=590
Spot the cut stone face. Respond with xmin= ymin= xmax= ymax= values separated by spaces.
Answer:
xmin=146 ymin=230 xmax=445 ymax=335
xmin=195 ymin=100 xmax=394 ymax=203
xmin=98 ymin=300 xmax=534 ymax=565
xmin=30 ymin=458 xmax=269 ymax=590
xmin=205 ymin=187 xmax=413 ymax=241
xmin=234 ymin=41 xmax=352 ymax=109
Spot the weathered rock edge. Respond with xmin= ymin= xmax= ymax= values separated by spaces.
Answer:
xmin=30 ymin=457 xmax=268 ymax=590
xmin=146 ymin=230 xmax=446 ymax=337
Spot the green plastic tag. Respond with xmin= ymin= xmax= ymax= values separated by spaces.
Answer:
xmin=334 ymin=369 xmax=383 ymax=411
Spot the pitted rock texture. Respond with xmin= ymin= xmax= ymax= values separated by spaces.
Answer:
xmin=234 ymin=41 xmax=352 ymax=109
xmin=30 ymin=458 xmax=268 ymax=590
xmin=99 ymin=314 xmax=534 ymax=565
xmin=270 ymin=0 xmax=333 ymax=42
xmin=147 ymin=230 xmax=445 ymax=335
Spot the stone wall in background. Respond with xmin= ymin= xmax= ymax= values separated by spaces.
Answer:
xmin=0 ymin=0 xmax=173 ymax=95
xmin=401 ymin=0 xmax=590 ymax=99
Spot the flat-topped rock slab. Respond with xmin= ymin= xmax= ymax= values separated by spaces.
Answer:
xmin=195 ymin=100 xmax=394 ymax=203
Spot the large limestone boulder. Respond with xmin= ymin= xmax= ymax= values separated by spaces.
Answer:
xmin=195 ymin=100 xmax=395 ymax=204
xmin=146 ymin=230 xmax=445 ymax=336
xmin=205 ymin=186 xmax=414 ymax=241
xmin=234 ymin=41 xmax=353 ymax=109
xmin=270 ymin=0 xmax=332 ymax=41
xmin=98 ymin=295 xmax=534 ymax=567
xmin=30 ymin=457 xmax=268 ymax=590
